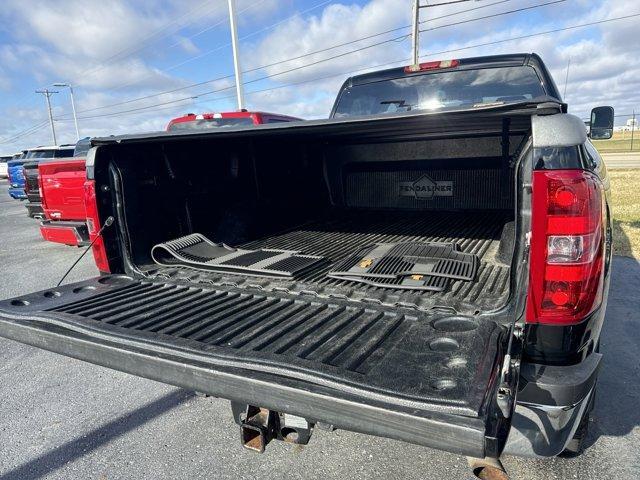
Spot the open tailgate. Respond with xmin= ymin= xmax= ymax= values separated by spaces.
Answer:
xmin=0 ymin=274 xmax=516 ymax=457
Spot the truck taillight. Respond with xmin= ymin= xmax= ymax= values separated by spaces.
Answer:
xmin=526 ymin=170 xmax=605 ymax=325
xmin=84 ymin=179 xmax=110 ymax=273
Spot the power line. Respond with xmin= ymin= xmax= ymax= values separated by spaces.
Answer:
xmin=110 ymin=0 xmax=275 ymax=93
xmin=59 ymin=59 xmax=408 ymax=123
xmin=420 ymin=0 xmax=567 ymax=34
xmin=61 ymin=12 xmax=640 ymax=123
xmin=186 ymin=0 xmax=512 ymax=77
xmin=0 ymin=120 xmax=51 ymax=145
xmin=421 ymin=0 xmax=484 ymax=7
xmin=57 ymin=0 xmax=527 ymax=117
xmin=167 ymin=0 xmax=270 ymax=49
xmin=246 ymin=0 xmax=551 ymax=75
xmin=71 ymin=0 xmax=349 ymax=109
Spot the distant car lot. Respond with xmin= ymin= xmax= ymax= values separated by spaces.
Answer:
xmin=0 ymin=182 xmax=639 ymax=480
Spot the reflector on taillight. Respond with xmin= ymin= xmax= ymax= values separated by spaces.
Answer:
xmin=526 ymin=170 xmax=605 ymax=325
xmin=84 ymin=179 xmax=111 ymax=273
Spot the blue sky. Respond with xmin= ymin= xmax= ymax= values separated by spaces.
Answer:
xmin=0 ymin=0 xmax=638 ymax=152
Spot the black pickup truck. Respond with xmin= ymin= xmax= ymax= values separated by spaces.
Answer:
xmin=0 ymin=54 xmax=615 ymax=477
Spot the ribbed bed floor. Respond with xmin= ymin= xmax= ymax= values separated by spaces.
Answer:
xmin=238 ymin=210 xmax=513 ymax=312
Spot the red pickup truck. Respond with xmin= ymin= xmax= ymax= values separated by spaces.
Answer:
xmin=39 ymin=138 xmax=92 ymax=246
xmin=39 ymin=112 xmax=302 ymax=247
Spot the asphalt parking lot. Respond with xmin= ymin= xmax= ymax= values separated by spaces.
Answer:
xmin=0 ymin=182 xmax=639 ymax=480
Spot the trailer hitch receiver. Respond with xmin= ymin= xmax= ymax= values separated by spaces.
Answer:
xmin=231 ymin=402 xmax=314 ymax=453
xmin=239 ymin=405 xmax=279 ymax=453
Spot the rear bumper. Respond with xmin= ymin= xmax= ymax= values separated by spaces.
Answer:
xmin=26 ymin=202 xmax=44 ymax=219
xmin=40 ymin=220 xmax=89 ymax=246
xmin=9 ymin=187 xmax=26 ymax=199
xmin=503 ymin=353 xmax=601 ymax=458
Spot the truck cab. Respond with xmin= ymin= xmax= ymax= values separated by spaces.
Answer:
xmin=0 ymin=53 xmax=616 ymax=474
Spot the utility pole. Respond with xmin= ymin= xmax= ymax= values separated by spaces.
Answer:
xmin=36 ymin=89 xmax=58 ymax=145
xmin=54 ymin=83 xmax=80 ymax=140
xmin=411 ymin=0 xmax=420 ymax=68
xmin=227 ymin=0 xmax=245 ymax=111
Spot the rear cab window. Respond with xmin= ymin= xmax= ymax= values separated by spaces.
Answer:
xmin=333 ymin=65 xmax=546 ymax=118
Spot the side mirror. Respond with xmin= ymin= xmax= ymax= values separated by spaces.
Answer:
xmin=589 ymin=106 xmax=614 ymax=140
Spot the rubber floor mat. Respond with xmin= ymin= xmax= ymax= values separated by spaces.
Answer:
xmin=328 ymin=242 xmax=478 ymax=291
xmin=151 ymin=233 xmax=328 ymax=278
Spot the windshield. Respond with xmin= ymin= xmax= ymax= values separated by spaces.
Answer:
xmin=168 ymin=117 xmax=255 ymax=131
xmin=333 ymin=66 xmax=546 ymax=118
